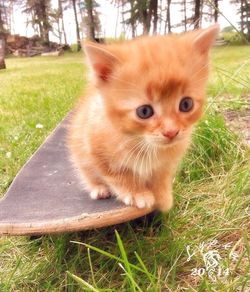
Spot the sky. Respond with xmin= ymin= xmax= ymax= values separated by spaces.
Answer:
xmin=12 ymin=1 xmax=239 ymax=44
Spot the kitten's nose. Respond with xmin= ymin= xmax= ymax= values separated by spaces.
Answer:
xmin=162 ymin=130 xmax=179 ymax=140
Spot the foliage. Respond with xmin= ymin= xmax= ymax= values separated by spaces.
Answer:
xmin=222 ymin=31 xmax=248 ymax=45
xmin=221 ymin=25 xmax=235 ymax=33
xmin=22 ymin=0 xmax=52 ymax=44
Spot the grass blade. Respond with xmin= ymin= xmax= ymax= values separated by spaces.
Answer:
xmin=115 ymin=230 xmax=136 ymax=292
xmin=118 ymin=263 xmax=143 ymax=292
xmin=70 ymin=240 xmax=157 ymax=279
xmin=66 ymin=271 xmax=99 ymax=292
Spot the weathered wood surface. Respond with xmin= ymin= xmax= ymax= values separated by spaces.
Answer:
xmin=0 ymin=115 xmax=153 ymax=235
xmin=5 ymin=34 xmax=69 ymax=57
xmin=41 ymin=50 xmax=63 ymax=57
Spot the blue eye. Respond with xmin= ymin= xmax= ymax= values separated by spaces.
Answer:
xmin=179 ymin=97 xmax=193 ymax=112
xmin=136 ymin=105 xmax=154 ymax=119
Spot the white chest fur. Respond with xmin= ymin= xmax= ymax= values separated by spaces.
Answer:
xmin=117 ymin=143 xmax=160 ymax=181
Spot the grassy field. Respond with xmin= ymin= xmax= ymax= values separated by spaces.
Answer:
xmin=0 ymin=46 xmax=249 ymax=291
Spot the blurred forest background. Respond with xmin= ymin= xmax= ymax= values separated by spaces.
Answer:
xmin=0 ymin=0 xmax=249 ymax=53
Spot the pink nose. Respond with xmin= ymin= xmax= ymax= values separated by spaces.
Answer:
xmin=162 ymin=130 xmax=179 ymax=140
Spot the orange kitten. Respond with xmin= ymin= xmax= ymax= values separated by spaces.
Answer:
xmin=68 ymin=25 xmax=219 ymax=211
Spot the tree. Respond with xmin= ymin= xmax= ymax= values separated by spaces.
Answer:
xmin=240 ymin=0 xmax=250 ymax=41
xmin=85 ymin=0 xmax=95 ymax=40
xmin=231 ymin=0 xmax=250 ymax=41
xmin=116 ymin=0 xmax=138 ymax=37
xmin=151 ymin=0 xmax=158 ymax=33
xmin=59 ymin=0 xmax=67 ymax=44
xmin=79 ymin=0 xmax=101 ymax=41
xmin=182 ymin=0 xmax=187 ymax=31
xmin=128 ymin=0 xmax=137 ymax=37
xmin=193 ymin=0 xmax=202 ymax=29
xmin=0 ymin=4 xmax=5 ymax=33
xmin=166 ymin=0 xmax=171 ymax=32
xmin=0 ymin=34 xmax=6 ymax=69
xmin=119 ymin=0 xmax=158 ymax=36
xmin=137 ymin=0 xmax=158 ymax=34
xmin=214 ymin=0 xmax=219 ymax=22
xmin=50 ymin=0 xmax=68 ymax=44
xmin=71 ymin=0 xmax=81 ymax=50
xmin=23 ymin=0 xmax=52 ymax=44
xmin=0 ymin=0 xmax=10 ymax=33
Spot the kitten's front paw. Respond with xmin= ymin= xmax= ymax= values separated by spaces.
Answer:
xmin=89 ymin=185 xmax=111 ymax=200
xmin=121 ymin=192 xmax=155 ymax=209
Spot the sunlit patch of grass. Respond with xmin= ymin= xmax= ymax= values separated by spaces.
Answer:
xmin=0 ymin=47 xmax=249 ymax=291
xmin=0 ymin=53 xmax=85 ymax=193
xmin=208 ymin=46 xmax=250 ymax=98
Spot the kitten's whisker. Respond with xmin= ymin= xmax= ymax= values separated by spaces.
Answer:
xmin=118 ymin=139 xmax=143 ymax=178
xmin=116 ymin=138 xmax=144 ymax=182
xmin=133 ymin=140 xmax=146 ymax=184
xmin=113 ymin=139 xmax=138 ymax=167
xmin=146 ymin=144 xmax=152 ymax=178
xmin=139 ymin=141 xmax=149 ymax=180
xmin=153 ymin=145 xmax=159 ymax=165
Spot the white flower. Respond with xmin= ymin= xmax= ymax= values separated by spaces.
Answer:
xmin=36 ymin=123 xmax=44 ymax=129
xmin=6 ymin=152 xmax=11 ymax=158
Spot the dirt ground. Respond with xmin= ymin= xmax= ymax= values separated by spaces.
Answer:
xmin=224 ymin=94 xmax=250 ymax=147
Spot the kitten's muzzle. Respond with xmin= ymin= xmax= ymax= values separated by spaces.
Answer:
xmin=162 ymin=130 xmax=179 ymax=140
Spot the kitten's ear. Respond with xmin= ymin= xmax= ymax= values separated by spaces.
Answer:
xmin=84 ymin=42 xmax=119 ymax=82
xmin=192 ymin=24 xmax=219 ymax=55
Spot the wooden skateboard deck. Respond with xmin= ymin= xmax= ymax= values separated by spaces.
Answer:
xmin=0 ymin=116 xmax=153 ymax=235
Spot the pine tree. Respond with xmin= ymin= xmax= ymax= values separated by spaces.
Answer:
xmin=23 ymin=0 xmax=52 ymax=44
xmin=231 ymin=0 xmax=250 ymax=41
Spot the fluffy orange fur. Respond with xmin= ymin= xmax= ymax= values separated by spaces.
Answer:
xmin=68 ymin=25 xmax=219 ymax=211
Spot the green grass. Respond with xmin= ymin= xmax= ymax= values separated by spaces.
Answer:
xmin=0 ymin=46 xmax=249 ymax=291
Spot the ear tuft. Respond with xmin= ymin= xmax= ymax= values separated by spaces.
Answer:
xmin=193 ymin=24 xmax=220 ymax=54
xmin=84 ymin=42 xmax=119 ymax=83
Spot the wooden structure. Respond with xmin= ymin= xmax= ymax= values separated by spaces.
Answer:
xmin=0 ymin=116 xmax=153 ymax=235
xmin=5 ymin=34 xmax=68 ymax=57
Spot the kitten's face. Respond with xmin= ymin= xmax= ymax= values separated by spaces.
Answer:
xmin=85 ymin=25 xmax=218 ymax=147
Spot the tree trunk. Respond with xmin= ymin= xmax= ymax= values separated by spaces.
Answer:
xmin=121 ymin=0 xmax=126 ymax=36
xmin=0 ymin=6 xmax=5 ymax=33
xmin=129 ymin=0 xmax=136 ymax=38
xmin=193 ymin=0 xmax=201 ymax=29
xmin=243 ymin=0 xmax=250 ymax=41
xmin=115 ymin=0 xmax=120 ymax=38
xmin=151 ymin=0 xmax=158 ymax=34
xmin=183 ymin=0 xmax=187 ymax=31
xmin=142 ymin=7 xmax=150 ymax=34
xmin=214 ymin=0 xmax=218 ymax=22
xmin=72 ymin=0 xmax=81 ymax=51
xmin=240 ymin=0 xmax=244 ymax=33
xmin=167 ymin=0 xmax=171 ymax=33
xmin=59 ymin=0 xmax=67 ymax=44
xmin=57 ymin=0 xmax=62 ymax=44
xmin=40 ymin=1 xmax=50 ymax=44
xmin=0 ymin=37 xmax=6 ymax=70
xmin=85 ymin=0 xmax=95 ymax=41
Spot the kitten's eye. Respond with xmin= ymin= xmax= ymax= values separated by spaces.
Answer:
xmin=179 ymin=97 xmax=193 ymax=112
xmin=136 ymin=105 xmax=154 ymax=119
